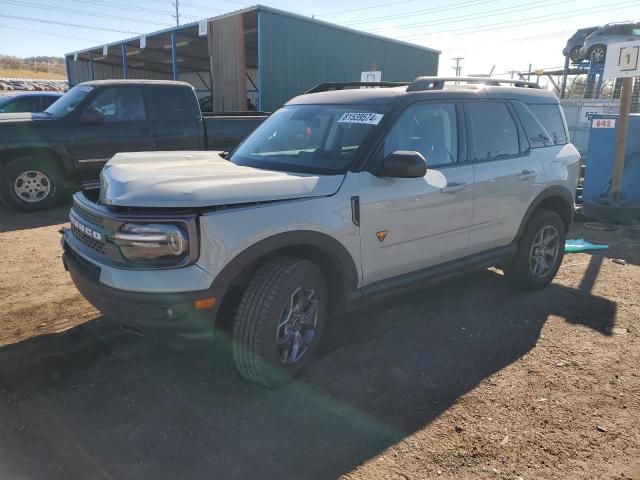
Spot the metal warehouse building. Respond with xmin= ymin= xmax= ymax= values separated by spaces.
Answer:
xmin=65 ymin=5 xmax=439 ymax=112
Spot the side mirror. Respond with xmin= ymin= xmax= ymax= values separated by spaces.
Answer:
xmin=80 ymin=107 xmax=104 ymax=124
xmin=377 ymin=150 xmax=427 ymax=178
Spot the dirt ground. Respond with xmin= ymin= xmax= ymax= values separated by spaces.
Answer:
xmin=0 ymin=201 xmax=639 ymax=480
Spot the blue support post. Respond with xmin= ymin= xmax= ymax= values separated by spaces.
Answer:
xmin=89 ymin=51 xmax=95 ymax=81
xmin=121 ymin=44 xmax=128 ymax=79
xmin=257 ymin=10 xmax=262 ymax=111
xmin=171 ymin=31 xmax=178 ymax=81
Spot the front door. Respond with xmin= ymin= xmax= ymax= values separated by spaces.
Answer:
xmin=69 ymin=86 xmax=156 ymax=177
xmin=358 ymin=101 xmax=474 ymax=286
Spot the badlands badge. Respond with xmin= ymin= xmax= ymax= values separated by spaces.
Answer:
xmin=376 ymin=230 xmax=388 ymax=242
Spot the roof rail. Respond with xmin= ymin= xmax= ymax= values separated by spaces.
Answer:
xmin=407 ymin=76 xmax=540 ymax=91
xmin=305 ymin=81 xmax=410 ymax=94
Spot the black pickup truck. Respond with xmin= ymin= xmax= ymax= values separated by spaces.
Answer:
xmin=0 ymin=80 xmax=266 ymax=211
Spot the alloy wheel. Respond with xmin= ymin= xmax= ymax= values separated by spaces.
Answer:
xmin=14 ymin=170 xmax=51 ymax=203
xmin=276 ymin=286 xmax=319 ymax=364
xmin=529 ymin=225 xmax=560 ymax=279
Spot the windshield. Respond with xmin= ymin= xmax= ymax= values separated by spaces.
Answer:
xmin=45 ymin=85 xmax=94 ymax=118
xmin=230 ymin=104 xmax=387 ymax=174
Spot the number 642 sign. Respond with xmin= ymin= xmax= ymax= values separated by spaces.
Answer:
xmin=592 ymin=118 xmax=616 ymax=129
xmin=604 ymin=41 xmax=640 ymax=79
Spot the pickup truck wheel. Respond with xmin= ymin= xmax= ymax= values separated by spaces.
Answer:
xmin=232 ymin=257 xmax=326 ymax=387
xmin=503 ymin=209 xmax=565 ymax=290
xmin=0 ymin=157 xmax=63 ymax=211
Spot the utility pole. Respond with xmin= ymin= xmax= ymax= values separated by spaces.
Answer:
xmin=451 ymin=57 xmax=464 ymax=79
xmin=173 ymin=0 xmax=180 ymax=26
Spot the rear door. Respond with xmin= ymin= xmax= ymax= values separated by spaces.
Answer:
xmin=69 ymin=86 xmax=156 ymax=176
xmin=147 ymin=85 xmax=203 ymax=151
xmin=466 ymin=101 xmax=544 ymax=253
xmin=358 ymin=101 xmax=475 ymax=286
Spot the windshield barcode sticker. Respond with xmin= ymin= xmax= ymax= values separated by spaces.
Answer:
xmin=337 ymin=112 xmax=384 ymax=125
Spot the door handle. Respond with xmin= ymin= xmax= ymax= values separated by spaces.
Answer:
xmin=441 ymin=182 xmax=467 ymax=194
xmin=518 ymin=170 xmax=536 ymax=180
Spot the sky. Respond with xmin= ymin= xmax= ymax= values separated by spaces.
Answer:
xmin=1 ymin=0 xmax=639 ymax=78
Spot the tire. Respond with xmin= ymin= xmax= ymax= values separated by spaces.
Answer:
xmin=503 ymin=209 xmax=566 ymax=290
xmin=232 ymin=257 xmax=327 ymax=387
xmin=589 ymin=45 xmax=606 ymax=64
xmin=569 ymin=47 xmax=583 ymax=64
xmin=0 ymin=156 xmax=65 ymax=211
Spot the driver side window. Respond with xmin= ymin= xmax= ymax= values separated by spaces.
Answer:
xmin=85 ymin=88 xmax=146 ymax=122
xmin=383 ymin=103 xmax=457 ymax=167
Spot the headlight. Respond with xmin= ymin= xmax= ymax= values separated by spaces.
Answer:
xmin=113 ymin=223 xmax=189 ymax=262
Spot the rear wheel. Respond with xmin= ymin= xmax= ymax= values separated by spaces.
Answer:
xmin=232 ymin=257 xmax=326 ymax=387
xmin=569 ymin=47 xmax=583 ymax=63
xmin=0 ymin=156 xmax=64 ymax=211
xmin=503 ymin=209 xmax=565 ymax=290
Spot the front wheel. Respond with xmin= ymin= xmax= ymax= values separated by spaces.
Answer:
xmin=0 ymin=156 xmax=64 ymax=211
xmin=503 ymin=209 xmax=566 ymax=290
xmin=590 ymin=45 xmax=606 ymax=64
xmin=232 ymin=257 xmax=327 ymax=387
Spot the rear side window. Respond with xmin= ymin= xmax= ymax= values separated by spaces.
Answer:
xmin=526 ymin=104 xmax=568 ymax=146
xmin=149 ymin=86 xmax=199 ymax=122
xmin=1 ymin=96 xmax=38 ymax=113
xmin=512 ymin=101 xmax=553 ymax=148
xmin=466 ymin=102 xmax=520 ymax=161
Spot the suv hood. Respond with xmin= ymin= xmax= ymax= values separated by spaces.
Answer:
xmin=100 ymin=151 xmax=345 ymax=208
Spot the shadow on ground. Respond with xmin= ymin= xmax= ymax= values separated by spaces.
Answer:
xmin=0 ymin=198 xmax=72 ymax=233
xmin=0 ymin=264 xmax=617 ymax=480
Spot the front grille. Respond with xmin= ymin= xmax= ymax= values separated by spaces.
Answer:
xmin=70 ymin=223 xmax=106 ymax=254
xmin=73 ymin=201 xmax=104 ymax=228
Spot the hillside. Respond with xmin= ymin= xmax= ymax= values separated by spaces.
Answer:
xmin=0 ymin=55 xmax=66 ymax=80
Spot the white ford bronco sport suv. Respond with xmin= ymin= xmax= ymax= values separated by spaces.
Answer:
xmin=62 ymin=77 xmax=580 ymax=386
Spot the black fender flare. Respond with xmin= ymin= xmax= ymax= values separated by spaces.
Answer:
xmin=210 ymin=230 xmax=360 ymax=293
xmin=0 ymin=143 xmax=74 ymax=174
xmin=515 ymin=185 xmax=575 ymax=239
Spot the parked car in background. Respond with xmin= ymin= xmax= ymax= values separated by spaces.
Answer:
xmin=562 ymin=26 xmax=599 ymax=63
xmin=0 ymin=80 xmax=266 ymax=211
xmin=61 ymin=77 xmax=580 ymax=387
xmin=579 ymin=21 xmax=640 ymax=63
xmin=0 ymin=91 xmax=62 ymax=113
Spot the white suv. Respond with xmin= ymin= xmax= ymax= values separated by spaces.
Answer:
xmin=62 ymin=77 xmax=580 ymax=386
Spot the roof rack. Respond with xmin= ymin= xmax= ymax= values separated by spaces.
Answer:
xmin=407 ymin=76 xmax=540 ymax=91
xmin=305 ymin=81 xmax=410 ymax=94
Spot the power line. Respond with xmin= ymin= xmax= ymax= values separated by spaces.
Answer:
xmin=69 ymin=0 xmax=175 ymax=17
xmin=395 ymin=0 xmax=640 ymax=39
xmin=368 ymin=0 xmax=574 ymax=32
xmin=0 ymin=23 xmax=103 ymax=42
xmin=340 ymin=0 xmax=501 ymax=26
xmin=0 ymin=0 xmax=171 ymax=26
xmin=317 ymin=0 xmax=417 ymax=17
xmin=0 ymin=14 xmax=142 ymax=34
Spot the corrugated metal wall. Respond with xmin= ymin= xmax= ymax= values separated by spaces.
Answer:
xmin=258 ymin=9 xmax=439 ymax=111
xmin=67 ymin=58 xmax=172 ymax=86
